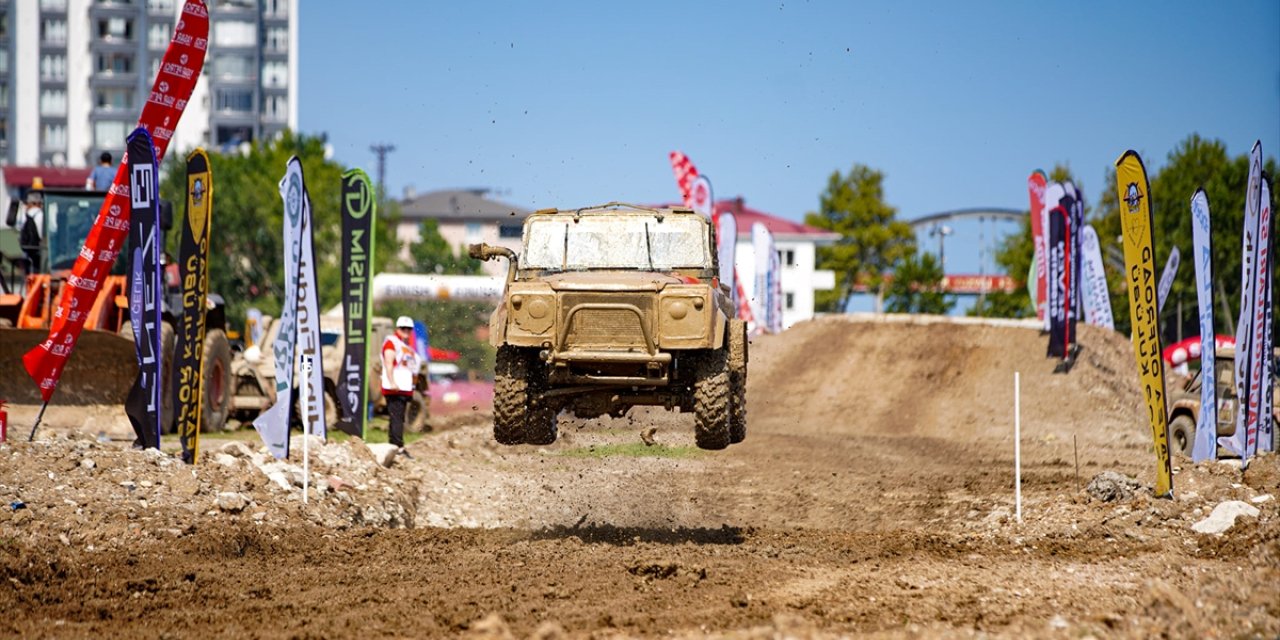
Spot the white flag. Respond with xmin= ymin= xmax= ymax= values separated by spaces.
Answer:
xmin=1189 ymin=190 xmax=1217 ymax=462
xmin=1225 ymin=142 xmax=1262 ymax=459
xmin=296 ymin=172 xmax=327 ymax=438
xmin=1079 ymin=225 xmax=1114 ymax=330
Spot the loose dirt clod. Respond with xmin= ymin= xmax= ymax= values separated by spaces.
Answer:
xmin=1087 ymin=471 xmax=1143 ymax=502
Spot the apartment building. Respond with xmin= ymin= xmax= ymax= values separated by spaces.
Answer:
xmin=0 ymin=0 xmax=297 ymax=168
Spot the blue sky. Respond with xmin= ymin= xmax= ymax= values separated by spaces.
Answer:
xmin=299 ymin=1 xmax=1279 ymax=276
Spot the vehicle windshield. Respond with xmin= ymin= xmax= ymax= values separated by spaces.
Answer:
xmin=43 ymin=192 xmax=117 ymax=272
xmin=522 ymin=215 xmax=711 ymax=272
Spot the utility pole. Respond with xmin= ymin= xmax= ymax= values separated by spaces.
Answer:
xmin=369 ymin=143 xmax=396 ymax=201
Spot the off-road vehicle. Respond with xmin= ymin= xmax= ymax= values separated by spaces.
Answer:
xmin=1168 ymin=347 xmax=1278 ymax=457
xmin=469 ymin=203 xmax=747 ymax=449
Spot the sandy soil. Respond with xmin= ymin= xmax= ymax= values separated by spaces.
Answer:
xmin=2 ymin=315 xmax=1277 ymax=638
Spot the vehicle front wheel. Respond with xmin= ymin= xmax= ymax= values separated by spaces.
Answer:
xmin=1169 ymin=414 xmax=1195 ymax=458
xmin=494 ymin=346 xmax=536 ymax=445
xmin=693 ymin=349 xmax=731 ymax=450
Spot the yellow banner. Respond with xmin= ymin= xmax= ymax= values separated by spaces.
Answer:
xmin=176 ymin=148 xmax=213 ymax=464
xmin=1115 ymin=150 xmax=1172 ymax=497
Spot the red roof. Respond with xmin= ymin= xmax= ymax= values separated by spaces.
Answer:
xmin=653 ymin=198 xmax=839 ymax=238
xmin=3 ymin=165 xmax=93 ymax=189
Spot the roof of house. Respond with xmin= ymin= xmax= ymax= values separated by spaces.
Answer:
xmin=399 ymin=189 xmax=530 ymax=222
xmin=653 ymin=198 xmax=840 ymax=242
xmin=2 ymin=165 xmax=94 ymax=190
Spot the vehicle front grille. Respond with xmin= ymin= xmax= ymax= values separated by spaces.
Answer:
xmin=563 ymin=300 xmax=649 ymax=351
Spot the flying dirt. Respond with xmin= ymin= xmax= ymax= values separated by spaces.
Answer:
xmin=1 ymin=315 xmax=1277 ymax=638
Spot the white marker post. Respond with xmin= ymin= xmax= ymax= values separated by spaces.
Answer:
xmin=1014 ymin=371 xmax=1022 ymax=523
xmin=301 ymin=354 xmax=312 ymax=505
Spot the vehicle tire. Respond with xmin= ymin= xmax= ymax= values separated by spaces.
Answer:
xmin=200 ymin=329 xmax=232 ymax=432
xmin=406 ymin=392 xmax=429 ymax=433
xmin=728 ymin=319 xmax=748 ymax=444
xmin=493 ymin=346 xmax=531 ymax=445
xmin=693 ymin=349 xmax=731 ymax=450
xmin=524 ymin=401 xmax=558 ymax=446
xmin=1169 ymin=414 xmax=1195 ymax=458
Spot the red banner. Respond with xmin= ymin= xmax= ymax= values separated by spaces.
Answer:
xmin=1027 ymin=171 xmax=1048 ymax=321
xmin=22 ymin=1 xmax=209 ymax=402
xmin=669 ymin=151 xmax=697 ymax=206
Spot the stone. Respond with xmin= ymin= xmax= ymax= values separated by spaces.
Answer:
xmin=1191 ymin=501 xmax=1260 ymax=534
xmin=1086 ymin=471 xmax=1141 ymax=502
xmin=366 ymin=443 xmax=399 ymax=468
xmin=80 ymin=458 xmax=96 ymax=470
xmin=213 ymin=454 xmax=239 ymax=468
xmin=168 ymin=472 xmax=200 ymax=498
xmin=1251 ymin=494 xmax=1273 ymax=504
xmin=220 ymin=441 xmax=254 ymax=458
xmin=215 ymin=492 xmax=249 ymax=513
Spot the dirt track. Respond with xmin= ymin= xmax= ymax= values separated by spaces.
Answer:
xmin=2 ymin=315 xmax=1278 ymax=638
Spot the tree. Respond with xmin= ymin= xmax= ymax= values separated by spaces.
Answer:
xmin=1092 ymin=135 xmax=1278 ymax=338
xmin=158 ymin=131 xmax=401 ymax=326
xmin=804 ymin=164 xmax=915 ymax=311
xmin=885 ymin=250 xmax=954 ymax=314
xmin=408 ymin=218 xmax=481 ymax=275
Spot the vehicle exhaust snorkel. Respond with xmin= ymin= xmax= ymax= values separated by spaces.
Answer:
xmin=468 ymin=243 xmax=519 ymax=283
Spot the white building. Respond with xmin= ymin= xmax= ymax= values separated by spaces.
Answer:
xmin=396 ymin=188 xmax=531 ymax=278
xmin=0 ymin=0 xmax=297 ymax=167
xmin=714 ymin=198 xmax=838 ymax=330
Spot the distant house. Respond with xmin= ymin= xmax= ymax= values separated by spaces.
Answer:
xmin=396 ymin=188 xmax=530 ymax=278
xmin=714 ymin=199 xmax=839 ymax=330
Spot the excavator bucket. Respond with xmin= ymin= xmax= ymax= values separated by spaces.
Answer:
xmin=0 ymin=328 xmax=138 ymax=405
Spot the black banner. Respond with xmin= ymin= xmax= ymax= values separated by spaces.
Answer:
xmin=124 ymin=128 xmax=163 ymax=449
xmin=1047 ymin=204 xmax=1068 ymax=359
xmin=1068 ymin=183 xmax=1084 ymax=326
xmin=335 ymin=169 xmax=376 ymax=437
xmin=174 ymin=149 xmax=212 ymax=463
xmin=1061 ymin=192 xmax=1078 ymax=356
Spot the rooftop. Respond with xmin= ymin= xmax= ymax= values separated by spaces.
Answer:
xmin=399 ymin=188 xmax=530 ymax=222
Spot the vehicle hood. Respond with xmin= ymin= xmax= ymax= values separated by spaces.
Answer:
xmin=538 ymin=271 xmax=700 ymax=292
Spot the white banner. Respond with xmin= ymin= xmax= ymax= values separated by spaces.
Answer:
xmin=254 ymin=159 xmax=305 ymax=458
xmin=690 ymin=175 xmax=714 ymax=219
xmin=1041 ymin=182 xmax=1065 ymax=332
xmin=1244 ymin=175 xmax=1272 ymax=458
xmin=769 ymin=235 xmax=783 ymax=333
xmin=1079 ymin=225 xmax=1114 ymax=330
xmin=717 ymin=211 xmax=737 ymax=304
xmin=296 ymin=166 xmax=327 ymax=438
xmin=1225 ymin=141 xmax=1263 ymax=458
xmin=1156 ymin=247 xmax=1180 ymax=313
xmin=370 ymin=273 xmax=504 ymax=304
xmin=751 ymin=222 xmax=776 ymax=333
xmin=1190 ymin=190 xmax=1217 ymax=462
xmin=1260 ymin=178 xmax=1274 ymax=453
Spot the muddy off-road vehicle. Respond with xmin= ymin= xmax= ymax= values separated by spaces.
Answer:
xmin=1167 ymin=347 xmax=1279 ymax=457
xmin=469 ymin=203 xmax=747 ymax=450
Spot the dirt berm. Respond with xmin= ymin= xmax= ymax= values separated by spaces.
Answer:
xmin=1 ymin=314 xmax=1276 ymax=638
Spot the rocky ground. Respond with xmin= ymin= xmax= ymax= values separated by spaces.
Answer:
xmin=1 ymin=315 xmax=1277 ymax=638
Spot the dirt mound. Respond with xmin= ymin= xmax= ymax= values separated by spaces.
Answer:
xmin=748 ymin=314 xmax=1145 ymax=444
xmin=0 ymin=329 xmax=138 ymax=405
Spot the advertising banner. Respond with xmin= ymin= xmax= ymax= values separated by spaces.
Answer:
xmin=1226 ymin=141 xmax=1262 ymax=459
xmin=295 ymin=165 xmax=326 ymax=439
xmin=1243 ymin=173 xmax=1271 ymax=460
xmin=1115 ymin=150 xmax=1172 ymax=497
xmin=717 ymin=210 xmax=737 ymax=303
xmin=253 ymin=159 xmax=306 ymax=458
xmin=1027 ymin=171 xmax=1048 ymax=322
xmin=1064 ymin=181 xmax=1085 ymax=324
xmin=1080 ymin=225 xmax=1114 ymax=330
xmin=22 ymin=1 xmax=209 ymax=401
xmin=1156 ymin=247 xmax=1180 ymax=313
xmin=1042 ymin=182 xmax=1065 ymax=332
xmin=335 ymin=168 xmax=376 ymax=438
xmin=123 ymin=129 xmax=162 ymax=451
xmin=1260 ymin=178 xmax=1274 ymax=453
xmin=1046 ymin=203 xmax=1068 ymax=358
xmin=1189 ymin=190 xmax=1217 ymax=461
xmin=752 ymin=222 xmax=782 ymax=333
xmin=690 ymin=175 xmax=714 ymax=219
xmin=669 ymin=151 xmax=697 ymax=206
xmin=173 ymin=149 xmax=213 ymax=463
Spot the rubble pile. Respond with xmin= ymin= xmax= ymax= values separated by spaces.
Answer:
xmin=0 ymin=432 xmax=420 ymax=548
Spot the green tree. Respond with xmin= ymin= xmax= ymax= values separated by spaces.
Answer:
xmin=885 ymin=250 xmax=954 ymax=314
xmin=408 ymin=219 xmax=481 ymax=275
xmin=158 ymin=131 xmax=401 ymax=327
xmin=804 ymin=164 xmax=915 ymax=311
xmin=1092 ymin=135 xmax=1278 ymax=338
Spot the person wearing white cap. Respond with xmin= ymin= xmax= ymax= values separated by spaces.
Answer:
xmin=380 ymin=315 xmax=422 ymax=456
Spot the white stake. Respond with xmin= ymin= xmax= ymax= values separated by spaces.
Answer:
xmin=301 ymin=354 xmax=312 ymax=505
xmin=1015 ymin=371 xmax=1022 ymax=523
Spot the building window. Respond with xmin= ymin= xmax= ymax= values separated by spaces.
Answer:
xmin=261 ymin=95 xmax=287 ymax=121
xmin=0 ymin=50 xmax=7 ymax=75
xmin=95 ymin=88 xmax=134 ymax=110
xmin=40 ymin=54 xmax=67 ymax=81
xmin=40 ymin=89 xmax=68 ymax=116
xmin=147 ymin=0 xmax=175 ymax=12
xmin=214 ymin=20 xmax=256 ymax=47
xmin=0 ymin=119 xmax=8 ymax=146
xmin=498 ymin=224 xmax=522 ymax=239
xmin=42 ymin=19 xmax=68 ymax=45
xmin=784 ymin=292 xmax=795 ymax=310
xmin=262 ymin=61 xmax=287 ymax=88
xmin=40 ymin=0 xmax=69 ymax=10
xmin=465 ymin=223 xmax=483 ymax=241
xmin=94 ymin=120 xmax=129 ymax=147
xmin=215 ymin=89 xmax=253 ymax=113
xmin=148 ymin=22 xmax=170 ymax=49
xmin=96 ymin=52 xmax=134 ymax=74
xmin=265 ymin=27 xmax=288 ymax=52
xmin=213 ymin=55 xmax=254 ymax=80
xmin=0 ymin=13 xmax=7 ymax=39
xmin=215 ymin=125 xmax=253 ymax=146
xmin=41 ymin=123 xmax=67 ymax=150
xmin=220 ymin=0 xmax=255 ymax=8
xmin=781 ymin=249 xmax=796 ymax=267
xmin=0 ymin=85 xmax=8 ymax=110
xmin=264 ymin=0 xmax=288 ymax=17
xmin=97 ymin=18 xmax=134 ymax=41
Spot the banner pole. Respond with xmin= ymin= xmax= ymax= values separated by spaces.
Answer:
xmin=28 ymin=401 xmax=49 ymax=442
xmin=1015 ymin=371 xmax=1022 ymax=523
xmin=301 ymin=354 xmax=311 ymax=505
